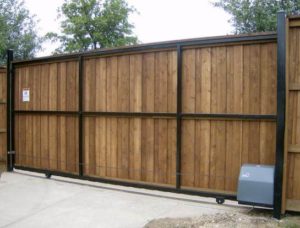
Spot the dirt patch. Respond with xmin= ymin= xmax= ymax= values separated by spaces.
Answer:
xmin=144 ymin=210 xmax=300 ymax=228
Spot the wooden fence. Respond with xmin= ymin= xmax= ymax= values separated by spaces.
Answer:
xmin=0 ymin=68 xmax=6 ymax=167
xmin=2 ymin=12 xmax=300 ymax=218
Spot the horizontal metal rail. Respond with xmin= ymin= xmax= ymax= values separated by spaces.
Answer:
xmin=14 ymin=110 xmax=277 ymax=121
xmin=181 ymin=113 xmax=277 ymax=121
xmin=14 ymin=110 xmax=79 ymax=115
xmin=14 ymin=165 xmax=237 ymax=200
xmin=12 ymin=33 xmax=276 ymax=66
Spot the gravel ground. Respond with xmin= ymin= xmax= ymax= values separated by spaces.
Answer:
xmin=144 ymin=209 xmax=300 ymax=228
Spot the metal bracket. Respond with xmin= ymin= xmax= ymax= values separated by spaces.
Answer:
xmin=7 ymin=151 xmax=15 ymax=155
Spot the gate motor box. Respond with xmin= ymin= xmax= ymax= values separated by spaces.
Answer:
xmin=237 ymin=164 xmax=274 ymax=207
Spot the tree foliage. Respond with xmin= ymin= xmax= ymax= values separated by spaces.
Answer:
xmin=213 ymin=0 xmax=300 ymax=34
xmin=47 ymin=0 xmax=137 ymax=53
xmin=0 ymin=0 xmax=42 ymax=65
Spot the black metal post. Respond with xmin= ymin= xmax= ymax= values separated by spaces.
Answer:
xmin=6 ymin=50 xmax=14 ymax=171
xmin=78 ymin=56 xmax=84 ymax=176
xmin=274 ymin=11 xmax=286 ymax=219
xmin=176 ymin=45 xmax=182 ymax=189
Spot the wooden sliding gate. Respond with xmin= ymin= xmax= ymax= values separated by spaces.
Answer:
xmin=0 ymin=67 xmax=6 ymax=167
xmin=6 ymin=12 xmax=299 ymax=219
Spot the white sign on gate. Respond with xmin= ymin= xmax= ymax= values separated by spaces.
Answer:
xmin=22 ymin=88 xmax=30 ymax=102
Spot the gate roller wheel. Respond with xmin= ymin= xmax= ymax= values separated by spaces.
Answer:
xmin=216 ymin=197 xmax=225 ymax=205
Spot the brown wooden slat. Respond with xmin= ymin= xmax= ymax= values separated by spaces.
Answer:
xmin=289 ymin=83 xmax=300 ymax=91
xmin=288 ymin=144 xmax=300 ymax=153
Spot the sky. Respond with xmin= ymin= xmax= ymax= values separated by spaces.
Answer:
xmin=23 ymin=0 xmax=233 ymax=57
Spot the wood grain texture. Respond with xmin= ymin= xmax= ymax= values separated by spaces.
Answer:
xmin=0 ymin=69 xmax=6 ymax=165
xmin=286 ymin=25 xmax=300 ymax=211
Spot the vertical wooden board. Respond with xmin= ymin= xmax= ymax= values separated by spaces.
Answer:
xmin=117 ymin=56 xmax=130 ymax=179
xmin=195 ymin=120 xmax=210 ymax=188
xmin=110 ymin=118 xmax=118 ymax=177
xmin=181 ymin=120 xmax=195 ymax=187
xmin=86 ymin=59 xmax=96 ymax=111
xmin=117 ymin=55 xmax=130 ymax=112
xmin=97 ymin=117 xmax=106 ymax=177
xmin=259 ymin=122 xmax=276 ymax=164
xmin=230 ymin=121 xmax=243 ymax=191
xmin=40 ymin=116 xmax=49 ymax=169
xmin=141 ymin=119 xmax=154 ymax=182
xmin=211 ymin=47 xmax=227 ymax=190
xmin=66 ymin=61 xmax=78 ymax=111
xmin=182 ymin=49 xmax=196 ymax=113
xmin=154 ymin=52 xmax=168 ymax=183
xmin=32 ymin=65 xmax=41 ymax=110
xmin=32 ymin=115 xmax=41 ymax=168
xmin=224 ymin=47 xmax=235 ymax=191
xmin=83 ymin=60 xmax=91 ymax=111
xmin=167 ymin=120 xmax=176 ymax=185
xmin=216 ymin=120 xmax=226 ymax=190
xmin=154 ymin=52 xmax=168 ymax=113
xmin=27 ymin=67 xmax=34 ymax=110
xmin=142 ymin=53 xmax=155 ymax=112
xmin=24 ymin=115 xmax=32 ymax=166
xmin=95 ymin=58 xmax=107 ymax=111
xmin=58 ymin=116 xmax=67 ymax=172
xmin=14 ymin=68 xmax=20 ymax=110
xmin=249 ymin=45 xmax=261 ymax=114
xmin=129 ymin=118 xmax=142 ymax=180
xmin=117 ymin=118 xmax=129 ymax=179
xmin=287 ymin=154 xmax=295 ymax=198
xmin=66 ymin=117 xmax=77 ymax=173
xmin=49 ymin=116 xmax=58 ymax=170
xmin=83 ymin=118 xmax=90 ymax=175
xmin=289 ymin=29 xmax=298 ymax=84
xmin=167 ymin=51 xmax=177 ymax=113
xmin=40 ymin=64 xmax=49 ymax=110
xmin=58 ymin=62 xmax=67 ymax=111
xmin=260 ymin=43 xmax=277 ymax=115
xmin=129 ymin=55 xmax=142 ymax=180
xmin=14 ymin=116 xmax=19 ymax=165
xmin=293 ymin=155 xmax=300 ymax=199
xmin=233 ymin=46 xmax=244 ymax=113
xmin=18 ymin=67 xmax=28 ymax=110
xmin=106 ymin=57 xmax=118 ymax=112
xmin=241 ymin=46 xmax=250 ymax=164
xmin=196 ymin=48 xmax=211 ymax=113
xmin=130 ymin=54 xmax=142 ymax=112
xmin=48 ymin=63 xmax=58 ymax=170
xmin=104 ymin=58 xmax=117 ymax=176
xmin=49 ymin=63 xmax=58 ymax=110
xmin=88 ymin=117 xmax=96 ymax=175
xmin=194 ymin=48 xmax=210 ymax=188
xmin=155 ymin=119 xmax=168 ymax=184
xmin=248 ymin=122 xmax=260 ymax=164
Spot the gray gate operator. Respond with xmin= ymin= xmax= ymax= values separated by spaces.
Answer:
xmin=237 ymin=164 xmax=274 ymax=207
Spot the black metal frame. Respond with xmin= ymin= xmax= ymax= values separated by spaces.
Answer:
xmin=12 ymin=33 xmax=276 ymax=66
xmin=273 ymin=11 xmax=287 ymax=220
xmin=176 ymin=44 xmax=182 ymax=189
xmin=7 ymin=19 xmax=287 ymax=215
xmin=14 ymin=165 xmax=236 ymax=200
xmin=6 ymin=50 xmax=14 ymax=171
xmin=78 ymin=55 xmax=84 ymax=176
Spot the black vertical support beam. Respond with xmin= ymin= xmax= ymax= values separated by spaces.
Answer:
xmin=176 ymin=45 xmax=182 ymax=189
xmin=6 ymin=49 xmax=14 ymax=171
xmin=78 ymin=56 xmax=84 ymax=176
xmin=274 ymin=11 xmax=286 ymax=219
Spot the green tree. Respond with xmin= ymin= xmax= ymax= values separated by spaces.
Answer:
xmin=47 ymin=0 xmax=138 ymax=53
xmin=213 ymin=0 xmax=300 ymax=34
xmin=0 ymin=0 xmax=42 ymax=65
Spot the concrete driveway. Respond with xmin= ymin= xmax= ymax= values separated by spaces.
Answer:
xmin=0 ymin=171 xmax=252 ymax=228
